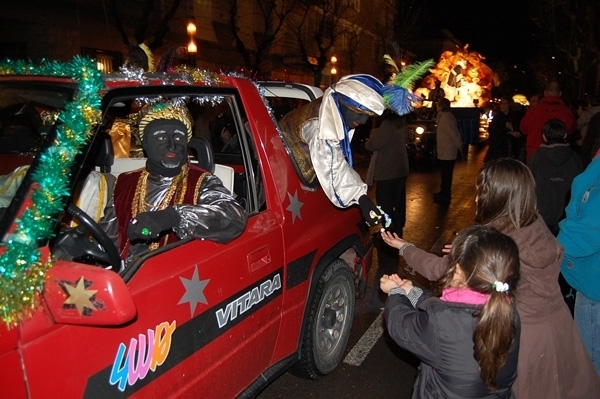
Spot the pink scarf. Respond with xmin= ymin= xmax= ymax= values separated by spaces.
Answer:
xmin=440 ymin=288 xmax=489 ymax=305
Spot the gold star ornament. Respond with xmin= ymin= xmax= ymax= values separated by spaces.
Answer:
xmin=63 ymin=277 xmax=98 ymax=315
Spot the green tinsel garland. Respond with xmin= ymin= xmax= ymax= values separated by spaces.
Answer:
xmin=0 ymin=57 xmax=103 ymax=328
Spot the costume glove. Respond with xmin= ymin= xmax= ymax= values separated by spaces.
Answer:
xmin=128 ymin=206 xmax=181 ymax=241
xmin=358 ymin=195 xmax=383 ymax=227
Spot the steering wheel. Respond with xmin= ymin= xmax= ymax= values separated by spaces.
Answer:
xmin=53 ymin=203 xmax=123 ymax=272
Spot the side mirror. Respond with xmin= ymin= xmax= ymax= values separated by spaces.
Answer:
xmin=44 ymin=261 xmax=136 ymax=326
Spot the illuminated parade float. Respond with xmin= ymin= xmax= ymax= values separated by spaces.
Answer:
xmin=415 ymin=45 xmax=494 ymax=109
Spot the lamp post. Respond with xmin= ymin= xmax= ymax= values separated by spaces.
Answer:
xmin=186 ymin=20 xmax=197 ymax=65
xmin=330 ymin=55 xmax=338 ymax=84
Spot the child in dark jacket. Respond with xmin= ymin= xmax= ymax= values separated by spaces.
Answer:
xmin=528 ymin=118 xmax=583 ymax=236
xmin=380 ymin=225 xmax=521 ymax=399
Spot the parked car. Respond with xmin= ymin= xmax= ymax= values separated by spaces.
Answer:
xmin=0 ymin=59 xmax=372 ymax=399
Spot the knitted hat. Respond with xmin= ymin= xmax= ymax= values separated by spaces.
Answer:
xmin=139 ymin=101 xmax=193 ymax=142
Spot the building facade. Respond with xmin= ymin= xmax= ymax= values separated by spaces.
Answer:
xmin=2 ymin=0 xmax=408 ymax=88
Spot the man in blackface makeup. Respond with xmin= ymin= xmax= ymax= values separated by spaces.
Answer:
xmin=100 ymin=100 xmax=247 ymax=267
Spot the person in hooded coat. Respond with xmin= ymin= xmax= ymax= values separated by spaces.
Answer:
xmin=528 ymin=118 xmax=583 ymax=236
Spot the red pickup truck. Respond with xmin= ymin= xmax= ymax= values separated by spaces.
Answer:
xmin=0 ymin=59 xmax=372 ymax=398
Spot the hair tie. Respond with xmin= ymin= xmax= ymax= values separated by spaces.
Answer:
xmin=492 ymin=281 xmax=509 ymax=293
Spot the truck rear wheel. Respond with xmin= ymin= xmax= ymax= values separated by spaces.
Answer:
xmin=291 ymin=259 xmax=355 ymax=379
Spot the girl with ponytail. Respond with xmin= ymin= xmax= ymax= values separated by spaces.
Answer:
xmin=380 ymin=225 xmax=520 ymax=398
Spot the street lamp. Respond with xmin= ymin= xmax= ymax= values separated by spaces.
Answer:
xmin=330 ymin=55 xmax=338 ymax=83
xmin=187 ymin=40 xmax=197 ymax=54
xmin=187 ymin=21 xmax=196 ymax=36
xmin=186 ymin=19 xmax=197 ymax=62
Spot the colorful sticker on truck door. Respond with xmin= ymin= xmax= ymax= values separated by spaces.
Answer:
xmin=109 ymin=320 xmax=176 ymax=391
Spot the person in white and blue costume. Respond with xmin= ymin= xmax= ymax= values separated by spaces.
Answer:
xmin=279 ymin=71 xmax=429 ymax=226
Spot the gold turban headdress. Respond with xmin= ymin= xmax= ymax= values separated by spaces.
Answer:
xmin=138 ymin=101 xmax=193 ymax=142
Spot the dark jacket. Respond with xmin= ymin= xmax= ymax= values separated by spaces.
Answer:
xmin=486 ymin=110 xmax=511 ymax=161
xmin=365 ymin=114 xmax=409 ymax=181
xmin=385 ymin=291 xmax=520 ymax=399
xmin=528 ymin=143 xmax=583 ymax=226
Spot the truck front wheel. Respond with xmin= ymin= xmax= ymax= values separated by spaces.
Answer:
xmin=291 ymin=259 xmax=355 ymax=379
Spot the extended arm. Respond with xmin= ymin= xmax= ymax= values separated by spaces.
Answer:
xmin=381 ymin=230 xmax=449 ymax=281
xmin=303 ymin=120 xmax=367 ymax=208
xmin=173 ymin=173 xmax=247 ymax=243
xmin=384 ymin=287 xmax=438 ymax=364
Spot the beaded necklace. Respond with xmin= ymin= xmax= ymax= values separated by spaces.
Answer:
xmin=130 ymin=164 xmax=189 ymax=251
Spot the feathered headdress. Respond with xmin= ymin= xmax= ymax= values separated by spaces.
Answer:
xmin=319 ymin=63 xmax=431 ymax=166
xmin=125 ymin=43 xmax=155 ymax=72
xmin=383 ymin=54 xmax=399 ymax=73
xmin=383 ymin=58 xmax=435 ymax=115
xmin=138 ymin=43 xmax=155 ymax=72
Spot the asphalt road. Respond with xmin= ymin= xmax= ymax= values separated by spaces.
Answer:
xmin=257 ymin=142 xmax=488 ymax=399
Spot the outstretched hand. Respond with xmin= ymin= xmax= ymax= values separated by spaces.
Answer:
xmin=381 ymin=230 xmax=407 ymax=250
xmin=441 ymin=243 xmax=453 ymax=254
xmin=380 ymin=273 xmax=413 ymax=294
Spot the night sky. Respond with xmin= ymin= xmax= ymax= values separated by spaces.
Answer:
xmin=428 ymin=1 xmax=536 ymax=67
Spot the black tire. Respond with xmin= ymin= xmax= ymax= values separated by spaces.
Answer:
xmin=290 ymin=259 xmax=355 ymax=379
